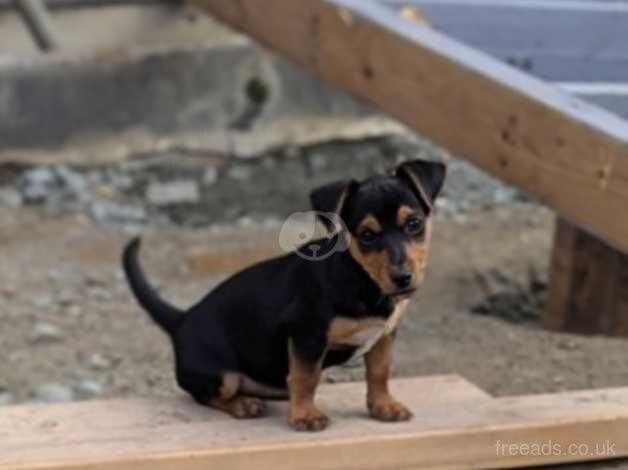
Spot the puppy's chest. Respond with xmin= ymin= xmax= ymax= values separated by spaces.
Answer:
xmin=327 ymin=300 xmax=409 ymax=358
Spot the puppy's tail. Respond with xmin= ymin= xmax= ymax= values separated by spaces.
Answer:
xmin=122 ymin=237 xmax=184 ymax=335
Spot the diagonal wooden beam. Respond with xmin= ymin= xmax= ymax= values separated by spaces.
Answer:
xmin=192 ymin=0 xmax=628 ymax=255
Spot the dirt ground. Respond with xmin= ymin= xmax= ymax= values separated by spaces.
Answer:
xmin=2 ymin=178 xmax=628 ymax=468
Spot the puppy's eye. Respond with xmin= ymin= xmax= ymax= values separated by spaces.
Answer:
xmin=405 ymin=218 xmax=425 ymax=236
xmin=358 ymin=230 xmax=378 ymax=246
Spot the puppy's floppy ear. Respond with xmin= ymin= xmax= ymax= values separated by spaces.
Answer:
xmin=309 ymin=180 xmax=357 ymax=232
xmin=395 ymin=159 xmax=446 ymax=213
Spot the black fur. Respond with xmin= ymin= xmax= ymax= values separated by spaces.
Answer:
xmin=123 ymin=238 xmax=183 ymax=335
xmin=122 ymin=159 xmax=446 ymax=408
xmin=396 ymin=160 xmax=446 ymax=213
xmin=309 ymin=179 xmax=356 ymax=231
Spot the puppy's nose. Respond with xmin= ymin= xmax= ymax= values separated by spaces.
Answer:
xmin=392 ymin=271 xmax=412 ymax=289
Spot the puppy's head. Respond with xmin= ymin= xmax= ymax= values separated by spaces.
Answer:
xmin=310 ymin=159 xmax=446 ymax=296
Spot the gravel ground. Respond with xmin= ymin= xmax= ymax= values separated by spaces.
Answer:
xmin=1 ymin=136 xmax=627 ymax=469
xmin=0 ymin=134 xmax=522 ymax=229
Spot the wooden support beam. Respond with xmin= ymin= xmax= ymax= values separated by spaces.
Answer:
xmin=192 ymin=0 xmax=628 ymax=255
xmin=2 ymin=375 xmax=628 ymax=469
xmin=546 ymin=218 xmax=628 ymax=335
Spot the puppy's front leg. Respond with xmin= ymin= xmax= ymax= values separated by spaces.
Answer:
xmin=365 ymin=334 xmax=413 ymax=421
xmin=287 ymin=337 xmax=329 ymax=431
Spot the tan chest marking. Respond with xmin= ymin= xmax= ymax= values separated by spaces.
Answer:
xmin=327 ymin=300 xmax=410 ymax=357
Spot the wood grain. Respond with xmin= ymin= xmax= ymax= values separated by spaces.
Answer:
xmin=192 ymin=0 xmax=628 ymax=254
xmin=2 ymin=375 xmax=628 ymax=469
xmin=546 ymin=218 xmax=628 ymax=335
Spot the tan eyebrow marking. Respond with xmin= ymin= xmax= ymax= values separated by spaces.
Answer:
xmin=397 ymin=205 xmax=418 ymax=226
xmin=359 ymin=214 xmax=382 ymax=233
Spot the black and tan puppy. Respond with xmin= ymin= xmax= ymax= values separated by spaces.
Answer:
xmin=122 ymin=159 xmax=446 ymax=431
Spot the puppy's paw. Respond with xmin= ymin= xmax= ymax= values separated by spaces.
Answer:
xmin=289 ymin=406 xmax=329 ymax=432
xmin=229 ymin=396 xmax=266 ymax=419
xmin=368 ymin=397 xmax=413 ymax=422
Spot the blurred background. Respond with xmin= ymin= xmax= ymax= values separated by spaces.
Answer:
xmin=1 ymin=1 xmax=628 ymax=443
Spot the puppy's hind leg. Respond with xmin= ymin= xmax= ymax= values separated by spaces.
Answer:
xmin=208 ymin=372 xmax=266 ymax=419
xmin=177 ymin=365 xmax=266 ymax=419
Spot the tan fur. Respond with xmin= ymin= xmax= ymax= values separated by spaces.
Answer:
xmin=360 ymin=214 xmax=382 ymax=233
xmin=397 ymin=164 xmax=433 ymax=211
xmin=328 ymin=300 xmax=410 ymax=360
xmin=348 ymin=212 xmax=434 ymax=293
xmin=287 ymin=339 xmax=328 ymax=431
xmin=385 ymin=298 xmax=410 ymax=334
xmin=348 ymin=236 xmax=395 ymax=293
xmin=327 ymin=317 xmax=386 ymax=346
xmin=208 ymin=395 xmax=266 ymax=419
xmin=219 ymin=371 xmax=241 ymax=400
xmin=364 ymin=334 xmax=413 ymax=421
xmin=206 ymin=372 xmax=266 ymax=419
xmin=396 ymin=205 xmax=417 ymax=226
xmin=404 ymin=219 xmax=433 ymax=287
xmin=334 ymin=186 xmax=350 ymax=218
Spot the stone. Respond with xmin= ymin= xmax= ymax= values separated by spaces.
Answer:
xmin=309 ymin=153 xmax=328 ymax=171
xmin=30 ymin=322 xmax=64 ymax=344
xmin=31 ymin=295 xmax=53 ymax=309
xmin=8 ymin=351 xmax=26 ymax=363
xmin=493 ymin=187 xmax=517 ymax=204
xmin=145 ymin=180 xmax=200 ymax=206
xmin=56 ymin=166 xmax=88 ymax=194
xmin=57 ymin=289 xmax=76 ymax=306
xmin=236 ymin=216 xmax=255 ymax=227
xmin=435 ymin=197 xmax=456 ymax=216
xmin=84 ymin=274 xmax=105 ymax=287
xmin=557 ymin=339 xmax=579 ymax=351
xmin=89 ymin=287 xmax=112 ymax=302
xmin=32 ymin=384 xmax=74 ymax=403
xmin=20 ymin=167 xmax=57 ymax=202
xmin=202 ymin=167 xmax=218 ymax=186
xmin=89 ymin=353 xmax=112 ymax=370
xmin=66 ymin=305 xmax=82 ymax=317
xmin=47 ymin=268 xmax=64 ymax=282
xmin=0 ymin=188 xmax=22 ymax=208
xmin=110 ymin=174 xmax=134 ymax=190
xmin=93 ymin=184 xmax=116 ymax=200
xmin=89 ymin=202 xmax=146 ymax=224
xmin=227 ymin=165 xmax=252 ymax=182
xmin=262 ymin=217 xmax=281 ymax=228
xmin=75 ymin=379 xmax=104 ymax=399
xmin=0 ymin=392 xmax=13 ymax=406
xmin=453 ymin=213 xmax=468 ymax=225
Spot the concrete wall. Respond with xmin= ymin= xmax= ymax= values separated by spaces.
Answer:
xmin=0 ymin=44 xmax=366 ymax=146
xmin=0 ymin=5 xmax=397 ymax=163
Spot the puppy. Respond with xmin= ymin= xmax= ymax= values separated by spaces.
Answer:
xmin=123 ymin=159 xmax=446 ymax=431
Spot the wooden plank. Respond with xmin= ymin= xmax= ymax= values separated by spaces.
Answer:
xmin=2 ymin=375 xmax=628 ymax=470
xmin=192 ymin=0 xmax=628 ymax=254
xmin=0 ymin=376 xmax=488 ymax=445
xmin=545 ymin=218 xmax=628 ymax=335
